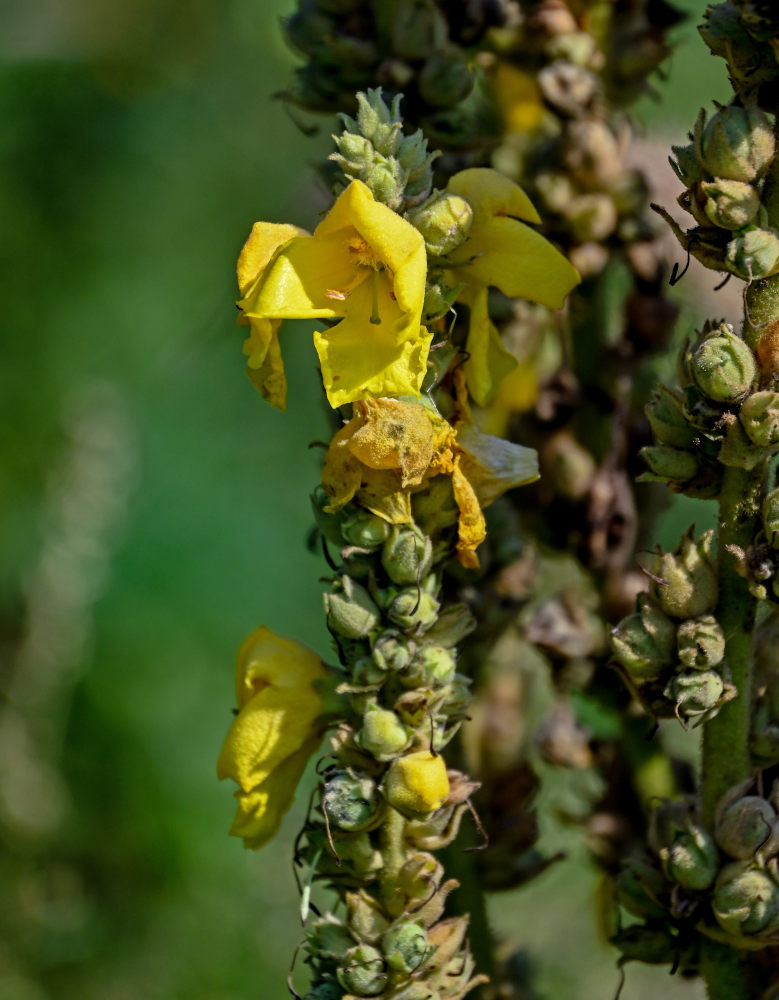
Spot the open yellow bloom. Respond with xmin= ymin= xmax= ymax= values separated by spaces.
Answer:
xmin=321 ymin=393 xmax=537 ymax=568
xmin=217 ymin=626 xmax=326 ymax=849
xmin=444 ymin=168 xmax=580 ymax=405
xmin=238 ymin=180 xmax=430 ymax=409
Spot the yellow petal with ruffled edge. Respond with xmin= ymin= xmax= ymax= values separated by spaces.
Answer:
xmin=347 ymin=398 xmax=438 ymax=485
xmin=459 ymin=285 xmax=519 ymax=406
xmin=451 ymin=455 xmax=487 ymax=569
xmin=243 ymin=318 xmax=287 ymax=410
xmin=237 ymin=222 xmax=310 ymax=296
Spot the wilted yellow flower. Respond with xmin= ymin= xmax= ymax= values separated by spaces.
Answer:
xmin=383 ymin=750 xmax=450 ymax=819
xmin=237 ymin=180 xmax=431 ymax=409
xmin=444 ymin=168 xmax=580 ymax=405
xmin=321 ymin=392 xmax=537 ymax=568
xmin=217 ymin=626 xmax=326 ymax=849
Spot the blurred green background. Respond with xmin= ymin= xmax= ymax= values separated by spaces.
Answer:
xmin=0 ymin=1 xmax=730 ymax=998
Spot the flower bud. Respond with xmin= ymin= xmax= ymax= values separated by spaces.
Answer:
xmin=611 ymin=924 xmax=678 ymax=965
xmin=645 ymin=385 xmax=696 ymax=449
xmin=677 ymin=615 xmax=726 ymax=670
xmin=383 ymin=751 xmax=450 ymax=819
xmin=408 ymin=193 xmax=473 ymax=258
xmin=614 ymin=859 xmax=670 ymax=920
xmin=689 ymin=326 xmax=756 ymax=403
xmin=697 ymin=104 xmax=776 ymax=183
xmin=715 ymin=791 xmax=778 ymax=860
xmin=372 ymin=632 xmax=413 ymax=673
xmin=324 ymin=577 xmax=380 ymax=639
xmin=391 ymin=0 xmax=448 ymax=60
xmin=341 ymin=509 xmax=390 ymax=549
xmin=701 ymin=178 xmax=760 ymax=229
xmin=713 ymin=862 xmax=779 ymax=937
xmin=763 ymin=488 xmax=779 ymax=548
xmin=357 ymin=708 xmax=410 ymax=761
xmin=362 ymin=157 xmax=405 ymax=208
xmin=726 ymin=228 xmax=779 ymax=280
xmin=610 ymin=594 xmax=676 ymax=681
xmin=649 ymin=529 xmax=718 ymax=619
xmin=419 ymin=49 xmax=473 ymax=108
xmin=382 ymin=922 xmax=429 ymax=974
xmin=382 ymin=525 xmax=433 ymax=586
xmin=660 ymin=822 xmax=719 ymax=890
xmin=740 ymin=391 xmax=779 ymax=447
xmin=307 ymin=915 xmax=355 ymax=959
xmin=670 ymin=142 xmax=707 ymax=187
xmin=346 ymin=889 xmax=390 ymax=943
xmin=324 ymin=771 xmax=379 ymax=832
xmin=337 ymin=944 xmax=387 ymax=997
xmin=305 ymin=981 xmax=343 ymax=1000
xmin=387 ymin=588 xmax=440 ymax=631
xmin=350 ymin=89 xmax=402 ymax=158
xmin=332 ymin=131 xmax=375 ymax=171
xmin=639 ymin=444 xmax=698 ymax=484
xmin=423 ymin=603 xmax=476 ymax=647
xmin=665 ymin=669 xmax=725 ymax=723
xmin=411 ymin=474 xmax=460 ymax=535
xmin=406 ymin=645 xmax=456 ymax=688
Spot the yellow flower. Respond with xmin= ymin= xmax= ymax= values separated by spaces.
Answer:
xmin=217 ymin=626 xmax=326 ymax=849
xmin=383 ymin=750 xmax=450 ymax=819
xmin=491 ymin=63 xmax=546 ymax=135
xmin=444 ymin=168 xmax=580 ymax=405
xmin=238 ymin=180 xmax=431 ymax=409
xmin=321 ymin=391 xmax=537 ymax=568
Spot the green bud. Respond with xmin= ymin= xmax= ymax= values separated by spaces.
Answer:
xmin=406 ymin=645 xmax=456 ymax=688
xmin=387 ymin=588 xmax=440 ymax=631
xmin=362 ymin=157 xmax=405 ymax=208
xmin=352 ymin=89 xmax=402 ymax=157
xmin=346 ymin=889 xmax=390 ymax=944
xmin=411 ymin=474 xmax=460 ymax=534
xmin=308 ymin=915 xmax=355 ymax=959
xmin=670 ymin=143 xmax=707 ymax=187
xmin=645 ymin=385 xmax=696 ymax=449
xmin=716 ymin=793 xmax=777 ymax=860
xmin=421 ymin=280 xmax=463 ymax=323
xmin=611 ymin=924 xmax=678 ymax=965
xmin=677 ymin=615 xmax=726 ymax=670
xmin=324 ymin=771 xmax=379 ymax=832
xmin=357 ymin=708 xmax=410 ymax=761
xmin=372 ymin=632 xmax=413 ymax=672
xmin=382 ymin=922 xmax=429 ymax=974
xmin=740 ymin=391 xmax=779 ymax=447
xmin=665 ymin=669 xmax=725 ymax=723
xmin=726 ymin=228 xmax=779 ymax=280
xmin=284 ymin=10 xmax=336 ymax=58
xmin=697 ymin=104 xmax=776 ymax=183
xmin=341 ymin=509 xmax=391 ymax=549
xmin=333 ymin=131 xmax=375 ymax=171
xmin=337 ymin=944 xmax=387 ymax=997
xmin=689 ymin=326 xmax=756 ymax=403
xmin=650 ymin=529 xmax=718 ymax=619
xmin=419 ymin=48 xmax=473 ymax=108
xmin=408 ymin=193 xmax=473 ymax=257
xmin=304 ymin=980 xmax=343 ymax=1000
xmin=660 ymin=822 xmax=719 ymax=890
xmin=614 ymin=860 xmax=670 ymax=920
xmin=763 ymin=488 xmax=779 ymax=547
xmin=639 ymin=445 xmax=698 ymax=483
xmin=610 ymin=594 xmax=676 ymax=681
xmin=701 ymin=178 xmax=760 ymax=229
xmin=324 ymin=577 xmax=380 ymax=639
xmin=391 ymin=0 xmax=448 ymax=60
xmin=713 ymin=862 xmax=779 ymax=936
xmin=382 ymin=525 xmax=433 ymax=586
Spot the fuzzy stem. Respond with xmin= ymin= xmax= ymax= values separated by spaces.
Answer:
xmin=379 ymin=806 xmax=407 ymax=914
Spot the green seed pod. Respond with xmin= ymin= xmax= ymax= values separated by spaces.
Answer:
xmin=382 ymin=525 xmax=433 ymax=586
xmin=610 ymin=594 xmax=676 ymax=681
xmin=713 ymin=862 xmax=779 ymax=936
xmin=304 ymin=980 xmax=344 ymax=1000
xmin=689 ymin=326 xmax=756 ymax=403
xmin=372 ymin=632 xmax=413 ymax=672
xmin=357 ymin=707 xmax=410 ymax=761
xmin=740 ymin=391 xmax=779 ymax=447
xmin=701 ymin=178 xmax=760 ymax=229
xmin=763 ymin=489 xmax=779 ymax=547
xmin=387 ymin=588 xmax=440 ymax=631
xmin=645 ymin=385 xmax=696 ymax=449
xmin=697 ymin=104 xmax=776 ymax=183
xmin=660 ymin=823 xmax=720 ymax=890
xmin=676 ymin=615 xmax=726 ymax=670
xmin=419 ymin=49 xmax=473 ymax=108
xmin=650 ymin=530 xmax=718 ymax=619
xmin=390 ymin=0 xmax=448 ymax=60
xmin=337 ymin=944 xmax=387 ymax=997
xmin=613 ymin=859 xmax=671 ymax=920
xmin=406 ymin=645 xmax=456 ymax=688
xmin=408 ymin=192 xmax=473 ymax=258
xmin=307 ymin=915 xmax=355 ymax=959
xmin=665 ymin=669 xmax=725 ymax=722
xmin=324 ymin=577 xmax=380 ymax=639
xmin=715 ymin=792 xmax=778 ymax=860
xmin=341 ymin=509 xmax=391 ymax=549
xmin=323 ymin=771 xmax=379 ymax=832
xmin=382 ymin=922 xmax=429 ymax=974
xmin=639 ymin=445 xmax=698 ymax=484
xmin=611 ymin=924 xmax=678 ymax=965
xmin=726 ymin=228 xmax=779 ymax=280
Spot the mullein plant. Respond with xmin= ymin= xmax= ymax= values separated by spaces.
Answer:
xmin=218 ymin=90 xmax=579 ymax=1000
xmin=608 ymin=2 xmax=779 ymax=996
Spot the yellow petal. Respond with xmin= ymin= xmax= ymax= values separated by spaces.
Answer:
xmin=383 ymin=750 xmax=450 ymax=818
xmin=356 ymin=472 xmax=413 ymax=525
xmin=491 ymin=63 xmax=546 ymax=134
xmin=233 ymin=626 xmax=325 ymax=706
xmin=321 ymin=416 xmax=365 ymax=512
xmin=229 ymin=736 xmax=321 ymax=849
xmin=455 ymin=424 xmax=539 ymax=507
xmin=244 ymin=318 xmax=287 ymax=411
xmin=451 ymin=456 xmax=487 ymax=568
xmin=237 ymin=222 xmax=309 ymax=296
xmin=447 ymin=168 xmax=541 ymax=225
xmin=347 ymin=398 xmax=436 ymax=486
xmin=459 ymin=285 xmax=518 ymax=406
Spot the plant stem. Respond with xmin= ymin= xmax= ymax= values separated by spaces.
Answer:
xmin=379 ymin=806 xmax=406 ymax=916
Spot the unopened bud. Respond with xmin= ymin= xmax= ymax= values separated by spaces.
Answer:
xmin=358 ymin=708 xmax=410 ymax=761
xmin=659 ymin=822 xmax=719 ymax=890
xmin=362 ymin=158 xmax=405 ymax=208
xmin=305 ymin=981 xmax=344 ymax=1000
xmin=372 ymin=632 xmax=413 ymax=672
xmin=383 ymin=751 xmax=450 ymax=819
xmin=382 ymin=525 xmax=433 ymax=585
xmin=715 ymin=786 xmax=778 ymax=860
xmin=352 ymin=89 xmax=401 ymax=157
xmin=741 ymin=391 xmax=779 ymax=447
xmin=324 ymin=771 xmax=379 ymax=832
xmin=713 ymin=862 xmax=779 ymax=937
xmin=308 ymin=915 xmax=355 ymax=959
xmin=324 ymin=577 xmax=380 ymax=639
xmin=382 ymin=922 xmax=429 ymax=974
xmin=670 ymin=143 xmax=707 ymax=187
xmin=689 ymin=326 xmax=756 ymax=403
xmin=419 ymin=49 xmax=473 ymax=108
xmin=645 ymin=385 xmax=696 ymax=449
xmin=726 ymin=228 xmax=779 ymax=281
xmin=614 ymin=859 xmax=670 ymax=920
xmin=333 ymin=131 xmax=375 ymax=170
xmin=697 ymin=104 xmax=776 ymax=183
xmin=406 ymin=645 xmax=456 ymax=688
xmin=665 ymin=669 xmax=725 ymax=723
xmin=649 ymin=530 xmax=718 ymax=619
xmin=387 ymin=588 xmax=440 ymax=631
xmin=677 ymin=615 xmax=726 ymax=670
xmin=611 ymin=594 xmax=676 ymax=681
xmin=391 ymin=0 xmax=448 ymax=60
xmin=639 ymin=444 xmax=698 ymax=483
xmin=337 ymin=944 xmax=387 ymax=997
xmin=763 ymin=488 xmax=779 ymax=548
xmin=408 ymin=193 xmax=473 ymax=258
xmin=701 ymin=178 xmax=760 ymax=229
xmin=611 ymin=924 xmax=677 ymax=965
xmin=341 ymin=509 xmax=391 ymax=549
